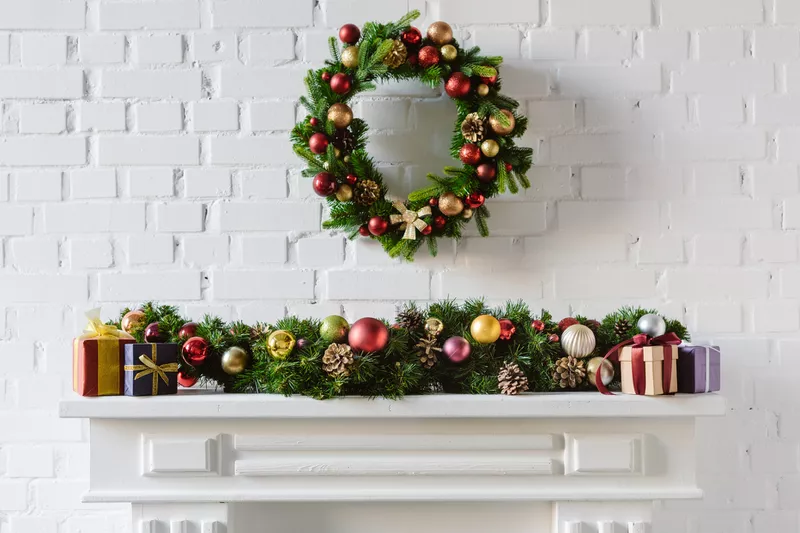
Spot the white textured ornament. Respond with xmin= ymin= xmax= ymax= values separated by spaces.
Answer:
xmin=637 ymin=313 xmax=666 ymax=337
xmin=560 ymin=324 xmax=596 ymax=358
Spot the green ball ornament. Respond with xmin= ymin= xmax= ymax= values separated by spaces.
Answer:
xmin=320 ymin=315 xmax=350 ymax=343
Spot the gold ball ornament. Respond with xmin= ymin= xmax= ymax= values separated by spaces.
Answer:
xmin=477 ymin=83 xmax=490 ymax=97
xmin=489 ymin=109 xmax=516 ymax=136
xmin=438 ymin=192 xmax=464 ymax=216
xmin=327 ymin=103 xmax=353 ymax=129
xmin=427 ymin=21 xmax=454 ymax=45
xmin=221 ymin=346 xmax=250 ymax=375
xmin=121 ymin=309 xmax=146 ymax=334
xmin=462 ymin=207 xmax=474 ymax=219
xmin=335 ymin=183 xmax=353 ymax=202
xmin=267 ymin=330 xmax=296 ymax=359
xmin=341 ymin=45 xmax=359 ymax=68
xmin=334 ymin=147 xmax=342 ymax=158
xmin=560 ymin=324 xmax=597 ymax=358
xmin=481 ymin=139 xmax=500 ymax=158
xmin=343 ymin=155 xmax=351 ymax=163
xmin=471 ymin=315 xmax=502 ymax=344
xmin=440 ymin=44 xmax=458 ymax=62
xmin=586 ymin=357 xmax=615 ymax=388
xmin=425 ymin=317 xmax=444 ymax=336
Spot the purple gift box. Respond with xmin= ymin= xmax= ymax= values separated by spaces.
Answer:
xmin=677 ymin=345 xmax=720 ymax=393
xmin=123 ymin=343 xmax=179 ymax=397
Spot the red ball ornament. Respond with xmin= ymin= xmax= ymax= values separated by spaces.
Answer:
xmin=418 ymin=46 xmax=440 ymax=68
xmin=312 ymin=172 xmax=337 ymax=197
xmin=330 ymin=73 xmax=351 ymax=95
xmin=177 ymin=371 xmax=198 ymax=388
xmin=476 ymin=163 xmax=497 ymax=182
xmin=178 ymin=322 xmax=198 ymax=340
xmin=549 ymin=333 xmax=560 ymax=342
xmin=407 ymin=51 xmax=418 ymax=66
xmin=358 ymin=225 xmax=370 ymax=237
xmin=309 ymin=132 xmax=329 ymax=154
xmin=310 ymin=117 xmax=320 ymax=127
xmin=421 ymin=224 xmax=432 ymax=236
xmin=442 ymin=336 xmax=471 ymax=363
xmin=459 ymin=144 xmax=482 ymax=165
xmin=559 ymin=317 xmax=580 ymax=331
xmin=465 ymin=192 xmax=485 ymax=209
xmin=401 ymin=27 xmax=423 ymax=47
xmin=429 ymin=197 xmax=439 ymax=207
xmin=144 ymin=322 xmax=165 ymax=343
xmin=531 ymin=319 xmax=545 ymax=332
xmin=345 ymin=173 xmax=358 ymax=185
xmin=505 ymin=162 xmax=513 ymax=172
xmin=339 ymin=24 xmax=361 ymax=44
xmin=433 ymin=215 xmax=447 ymax=230
xmin=182 ymin=336 xmax=209 ymax=366
xmin=348 ymin=318 xmax=390 ymax=353
xmin=445 ymin=72 xmax=471 ymax=99
xmin=368 ymin=216 xmax=388 ymax=236
xmin=481 ymin=73 xmax=498 ymax=85
xmin=321 ymin=71 xmax=332 ymax=82
xmin=498 ymin=319 xmax=516 ymax=341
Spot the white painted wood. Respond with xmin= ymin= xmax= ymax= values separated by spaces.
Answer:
xmin=565 ymin=434 xmax=643 ymax=475
xmin=140 ymin=519 xmax=159 ymax=533
xmin=564 ymin=522 xmax=586 ymax=533
xmin=627 ymin=523 xmax=649 ymax=533
xmin=144 ymin=436 xmax=216 ymax=475
xmin=169 ymin=520 xmax=187 ymax=533
xmin=598 ymin=521 xmax=625 ymax=533
xmin=234 ymin=433 xmax=556 ymax=451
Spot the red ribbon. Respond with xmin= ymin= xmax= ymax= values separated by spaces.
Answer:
xmin=596 ymin=332 xmax=681 ymax=395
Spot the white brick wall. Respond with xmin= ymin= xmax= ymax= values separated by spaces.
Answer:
xmin=0 ymin=1 xmax=795 ymax=532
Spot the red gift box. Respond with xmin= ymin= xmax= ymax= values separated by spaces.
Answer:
xmin=72 ymin=310 xmax=135 ymax=397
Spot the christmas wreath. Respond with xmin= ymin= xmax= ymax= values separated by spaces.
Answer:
xmin=291 ymin=11 xmax=534 ymax=261
xmin=115 ymin=301 xmax=689 ymax=399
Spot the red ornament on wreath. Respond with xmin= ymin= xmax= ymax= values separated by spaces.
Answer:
xmin=498 ymin=319 xmax=516 ymax=341
xmin=348 ymin=318 xmax=390 ymax=353
xmin=182 ymin=336 xmax=209 ymax=366
xmin=401 ymin=27 xmax=422 ymax=47
xmin=505 ymin=162 xmax=513 ymax=172
xmin=481 ymin=73 xmax=498 ymax=85
xmin=459 ymin=143 xmax=482 ymax=165
xmin=178 ymin=322 xmax=198 ymax=340
xmin=321 ymin=71 xmax=332 ymax=82
xmin=421 ymin=225 xmax=432 ymax=236
xmin=339 ymin=24 xmax=361 ymax=45
xmin=313 ymin=172 xmax=337 ymax=196
xmin=330 ymin=73 xmax=351 ymax=95
xmin=358 ymin=225 xmax=370 ymax=237
xmin=429 ymin=197 xmax=439 ymax=207
xmin=177 ymin=371 xmax=198 ymax=388
xmin=445 ymin=72 xmax=471 ymax=99
xmin=442 ymin=336 xmax=471 ymax=363
xmin=309 ymin=132 xmax=329 ymax=154
xmin=309 ymin=117 xmax=320 ymax=127
xmin=559 ymin=317 xmax=579 ymax=331
xmin=345 ymin=173 xmax=358 ymax=185
xmin=548 ymin=333 xmax=559 ymax=342
xmin=531 ymin=319 xmax=545 ymax=332
xmin=418 ymin=46 xmax=440 ymax=68
xmin=465 ymin=192 xmax=485 ymax=209
xmin=368 ymin=216 xmax=388 ymax=236
xmin=476 ymin=163 xmax=497 ymax=182
xmin=144 ymin=322 xmax=165 ymax=343
xmin=433 ymin=215 xmax=447 ymax=230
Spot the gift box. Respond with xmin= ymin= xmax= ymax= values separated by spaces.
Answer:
xmin=123 ymin=343 xmax=179 ymax=396
xmin=677 ymin=345 xmax=721 ymax=393
xmin=73 ymin=310 xmax=135 ymax=397
xmin=619 ymin=343 xmax=679 ymax=396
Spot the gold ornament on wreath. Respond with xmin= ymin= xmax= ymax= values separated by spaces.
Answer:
xmin=292 ymin=11 xmax=534 ymax=261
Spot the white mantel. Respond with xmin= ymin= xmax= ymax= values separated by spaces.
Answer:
xmin=60 ymin=391 xmax=725 ymax=533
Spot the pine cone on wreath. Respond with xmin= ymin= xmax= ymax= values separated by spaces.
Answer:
xmin=614 ymin=319 xmax=631 ymax=338
xmin=322 ymin=343 xmax=355 ymax=377
xmin=461 ymin=112 xmax=486 ymax=143
xmin=498 ymin=362 xmax=529 ymax=395
xmin=383 ymin=39 xmax=408 ymax=68
xmin=553 ymin=356 xmax=586 ymax=389
xmin=333 ymin=129 xmax=356 ymax=153
xmin=354 ymin=179 xmax=380 ymax=206
xmin=249 ymin=323 xmax=271 ymax=340
xmin=415 ymin=334 xmax=442 ymax=369
xmin=397 ymin=307 xmax=425 ymax=332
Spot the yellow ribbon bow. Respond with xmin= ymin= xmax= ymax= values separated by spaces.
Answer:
xmin=80 ymin=308 xmax=134 ymax=340
xmin=124 ymin=347 xmax=179 ymax=395
xmin=389 ymin=202 xmax=432 ymax=240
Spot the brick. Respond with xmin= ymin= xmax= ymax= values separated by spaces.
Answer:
xmin=498 ymin=61 xmax=550 ymax=97
xmin=241 ymin=170 xmax=288 ymax=198
xmin=583 ymin=97 xmax=687 ymax=129
xmin=127 ymin=168 xmax=174 ymax=198
xmin=6 ymin=446 xmax=54 ymax=477
xmin=671 ymin=199 xmax=772 ymax=230
xmin=698 ymin=29 xmax=745 ymax=61
xmin=667 ymin=269 xmax=769 ymax=299
xmin=0 ymin=69 xmax=83 ymax=98
xmin=0 ymin=342 xmax=35 ymax=374
xmin=127 ymin=235 xmax=174 ymax=265
xmin=0 ymin=480 xmax=28 ymax=510
xmin=528 ymin=30 xmax=576 ymax=60
xmin=528 ymin=101 xmax=576 ymax=130
xmin=0 ymin=206 xmax=30 ymax=236
xmin=70 ymin=169 xmax=117 ymax=199
xmin=753 ymin=301 xmax=800 ymax=333
xmin=184 ymin=169 xmax=231 ymax=197
xmin=220 ymin=67 xmax=305 ymax=98
xmin=469 ymin=28 xmax=521 ymax=59
xmin=98 ymin=272 xmax=201 ymax=301
xmin=0 ymin=275 xmax=86 ymax=303
xmin=637 ymin=234 xmax=685 ymax=264
xmin=525 ymin=234 xmax=628 ymax=265
xmin=14 ymin=171 xmax=62 ymax=201
xmin=777 ymin=129 xmax=800 ymax=163
xmin=662 ymin=0 xmax=763 ymax=26
xmin=101 ymin=70 xmax=202 ymax=99
xmin=749 ymin=231 xmax=797 ymax=263
xmin=0 ymin=33 xmax=9 ymax=64
xmin=691 ymin=303 xmax=743 ymax=333
xmin=583 ymin=29 xmax=632 ymax=60
xmin=551 ymin=0 xmax=651 ymax=25
xmin=21 ymin=34 xmax=67 ymax=66
xmin=673 ymin=63 xmax=774 ymax=94
xmin=44 ymin=203 xmax=145 ymax=233
xmin=691 ymin=163 xmax=743 ymax=196
xmin=191 ymin=31 xmax=237 ymax=62
xmin=249 ymin=102 xmax=298 ymax=131
xmin=321 ymin=0 xmax=408 ymax=26
xmin=238 ymin=236 xmax=287 ymax=264
xmin=19 ymin=103 xmax=67 ymax=134
xmin=0 ymin=138 xmax=85 ymax=167
xmin=663 ymin=130 xmax=766 ymax=161
xmin=210 ymin=137 xmax=294 ymax=165
xmin=691 ymin=234 xmax=743 ymax=265
xmin=0 ymin=2 xmax=85 ymax=30
xmin=441 ymin=0 xmax=538 ymax=23
xmin=216 ymin=202 xmax=318 ymax=231
xmin=699 ymin=94 xmax=745 ymax=125
xmin=182 ymin=235 xmax=229 ymax=266
xmin=550 ymin=133 xmax=655 ymax=164
xmin=465 ymin=202 xmax=546 ymax=236
xmin=559 ymin=64 xmax=661 ymax=95
xmin=68 ymin=238 xmax=114 ymax=269
xmin=776 ymin=0 xmax=800 ymax=23
xmin=77 ymin=102 xmax=126 ymax=132
xmin=99 ymin=137 xmax=199 ymax=166
xmin=213 ymin=271 xmax=314 ymax=299
xmin=327 ymin=270 xmax=429 ymax=300
xmin=100 ymin=1 xmax=200 ymax=30
xmin=212 ymin=0 xmax=313 ymax=27
xmin=752 ymin=165 xmax=799 ymax=197
xmin=754 ymin=28 xmax=800 ymax=60
xmin=10 ymin=238 xmax=59 ymax=272
xmin=559 ymin=201 xmax=660 ymax=232
xmin=134 ymin=102 xmax=184 ymax=132
xmin=192 ymin=101 xmax=239 ymax=132
xmin=79 ymin=35 xmax=125 ymax=64
xmin=556 ymin=269 xmax=656 ymax=299
xmin=156 ymin=203 xmax=205 ymax=232
xmin=297 ymin=237 xmax=344 ymax=267
xmin=134 ymin=34 xmax=184 ymax=64
xmin=9 ymin=516 xmax=58 ymax=533
xmin=245 ymin=33 xmax=295 ymax=65
xmin=642 ymin=30 xmax=689 ymax=61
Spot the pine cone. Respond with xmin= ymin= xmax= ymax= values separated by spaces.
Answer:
xmin=250 ymin=323 xmax=271 ymax=340
xmin=397 ymin=307 xmax=425 ymax=332
xmin=461 ymin=113 xmax=486 ymax=143
xmin=415 ymin=334 xmax=442 ymax=369
xmin=614 ymin=319 xmax=631 ymax=338
xmin=498 ymin=362 xmax=529 ymax=395
xmin=354 ymin=179 xmax=380 ymax=206
xmin=322 ymin=343 xmax=355 ymax=377
xmin=383 ymin=39 xmax=408 ymax=69
xmin=553 ymin=356 xmax=586 ymax=389
xmin=333 ymin=129 xmax=355 ymax=153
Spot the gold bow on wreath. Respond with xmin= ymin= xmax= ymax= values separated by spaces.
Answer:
xmin=390 ymin=202 xmax=431 ymax=240
xmin=124 ymin=348 xmax=179 ymax=395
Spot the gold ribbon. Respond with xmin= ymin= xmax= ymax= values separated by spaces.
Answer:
xmin=79 ymin=308 xmax=134 ymax=340
xmin=389 ymin=202 xmax=432 ymax=240
xmin=124 ymin=346 xmax=179 ymax=395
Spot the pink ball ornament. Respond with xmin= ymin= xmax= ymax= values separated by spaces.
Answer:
xmin=442 ymin=336 xmax=471 ymax=364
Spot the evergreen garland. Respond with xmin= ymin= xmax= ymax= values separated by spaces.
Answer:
xmin=112 ymin=301 xmax=690 ymax=400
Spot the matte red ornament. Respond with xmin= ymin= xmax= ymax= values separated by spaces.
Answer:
xmin=339 ymin=24 xmax=361 ymax=44
xmin=401 ymin=27 xmax=422 ymax=47
xmin=178 ymin=322 xmax=198 ymax=340
xmin=549 ymin=333 xmax=559 ymax=342
xmin=505 ymin=162 xmax=513 ymax=172
xmin=442 ymin=336 xmax=471 ymax=363
xmin=429 ymin=197 xmax=439 ymax=207
xmin=465 ymin=191 xmax=485 ymax=209
xmin=586 ymin=319 xmax=601 ymax=331
xmin=345 ymin=173 xmax=358 ymax=185
xmin=358 ymin=225 xmax=370 ymax=237
xmin=445 ymin=72 xmax=471 ymax=99
xmin=559 ymin=317 xmax=580 ymax=331
xmin=144 ymin=322 xmax=165 ymax=343
xmin=177 ymin=371 xmax=198 ymax=388
xmin=498 ymin=319 xmax=516 ymax=341
xmin=417 ymin=46 xmax=440 ymax=68
xmin=481 ymin=73 xmax=498 ymax=85
xmin=368 ymin=216 xmax=388 ymax=236
xmin=421 ymin=224 xmax=432 ymax=236
xmin=330 ymin=73 xmax=351 ymax=95
xmin=459 ymin=143 xmax=482 ymax=165
xmin=321 ymin=71 xmax=332 ymax=82
xmin=182 ymin=336 xmax=209 ymax=366
xmin=531 ymin=319 xmax=545 ymax=332
xmin=348 ymin=318 xmax=390 ymax=353
xmin=312 ymin=172 xmax=337 ymax=196
xmin=309 ymin=132 xmax=329 ymax=154
xmin=433 ymin=215 xmax=447 ymax=230
xmin=309 ymin=117 xmax=320 ymax=127
xmin=476 ymin=163 xmax=497 ymax=182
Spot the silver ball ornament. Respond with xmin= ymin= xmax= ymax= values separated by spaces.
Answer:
xmin=637 ymin=313 xmax=666 ymax=337
xmin=221 ymin=346 xmax=250 ymax=375
xmin=586 ymin=357 xmax=615 ymax=388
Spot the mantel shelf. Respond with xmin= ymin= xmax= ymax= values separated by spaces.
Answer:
xmin=59 ymin=390 xmax=725 ymax=419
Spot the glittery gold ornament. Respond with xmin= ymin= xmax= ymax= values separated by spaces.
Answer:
xmin=586 ymin=356 xmax=615 ymax=388
xmin=481 ymin=139 xmax=500 ymax=157
xmin=477 ymin=83 xmax=490 ymax=97
xmin=221 ymin=346 xmax=250 ymax=375
xmin=461 ymin=112 xmax=486 ymax=143
xmin=462 ymin=207 xmax=474 ymax=219
xmin=489 ymin=109 xmax=516 ymax=136
xmin=354 ymin=179 xmax=380 ymax=206
xmin=440 ymin=44 xmax=457 ymax=62
xmin=438 ymin=192 xmax=464 ymax=216
xmin=335 ymin=183 xmax=353 ymax=202
xmin=327 ymin=103 xmax=353 ymax=129
xmin=341 ymin=45 xmax=359 ymax=68
xmin=470 ymin=314 xmax=502 ymax=344
xmin=427 ymin=21 xmax=453 ymax=45
xmin=267 ymin=330 xmax=296 ymax=359
xmin=383 ymin=39 xmax=408 ymax=68
xmin=425 ymin=317 xmax=444 ymax=336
